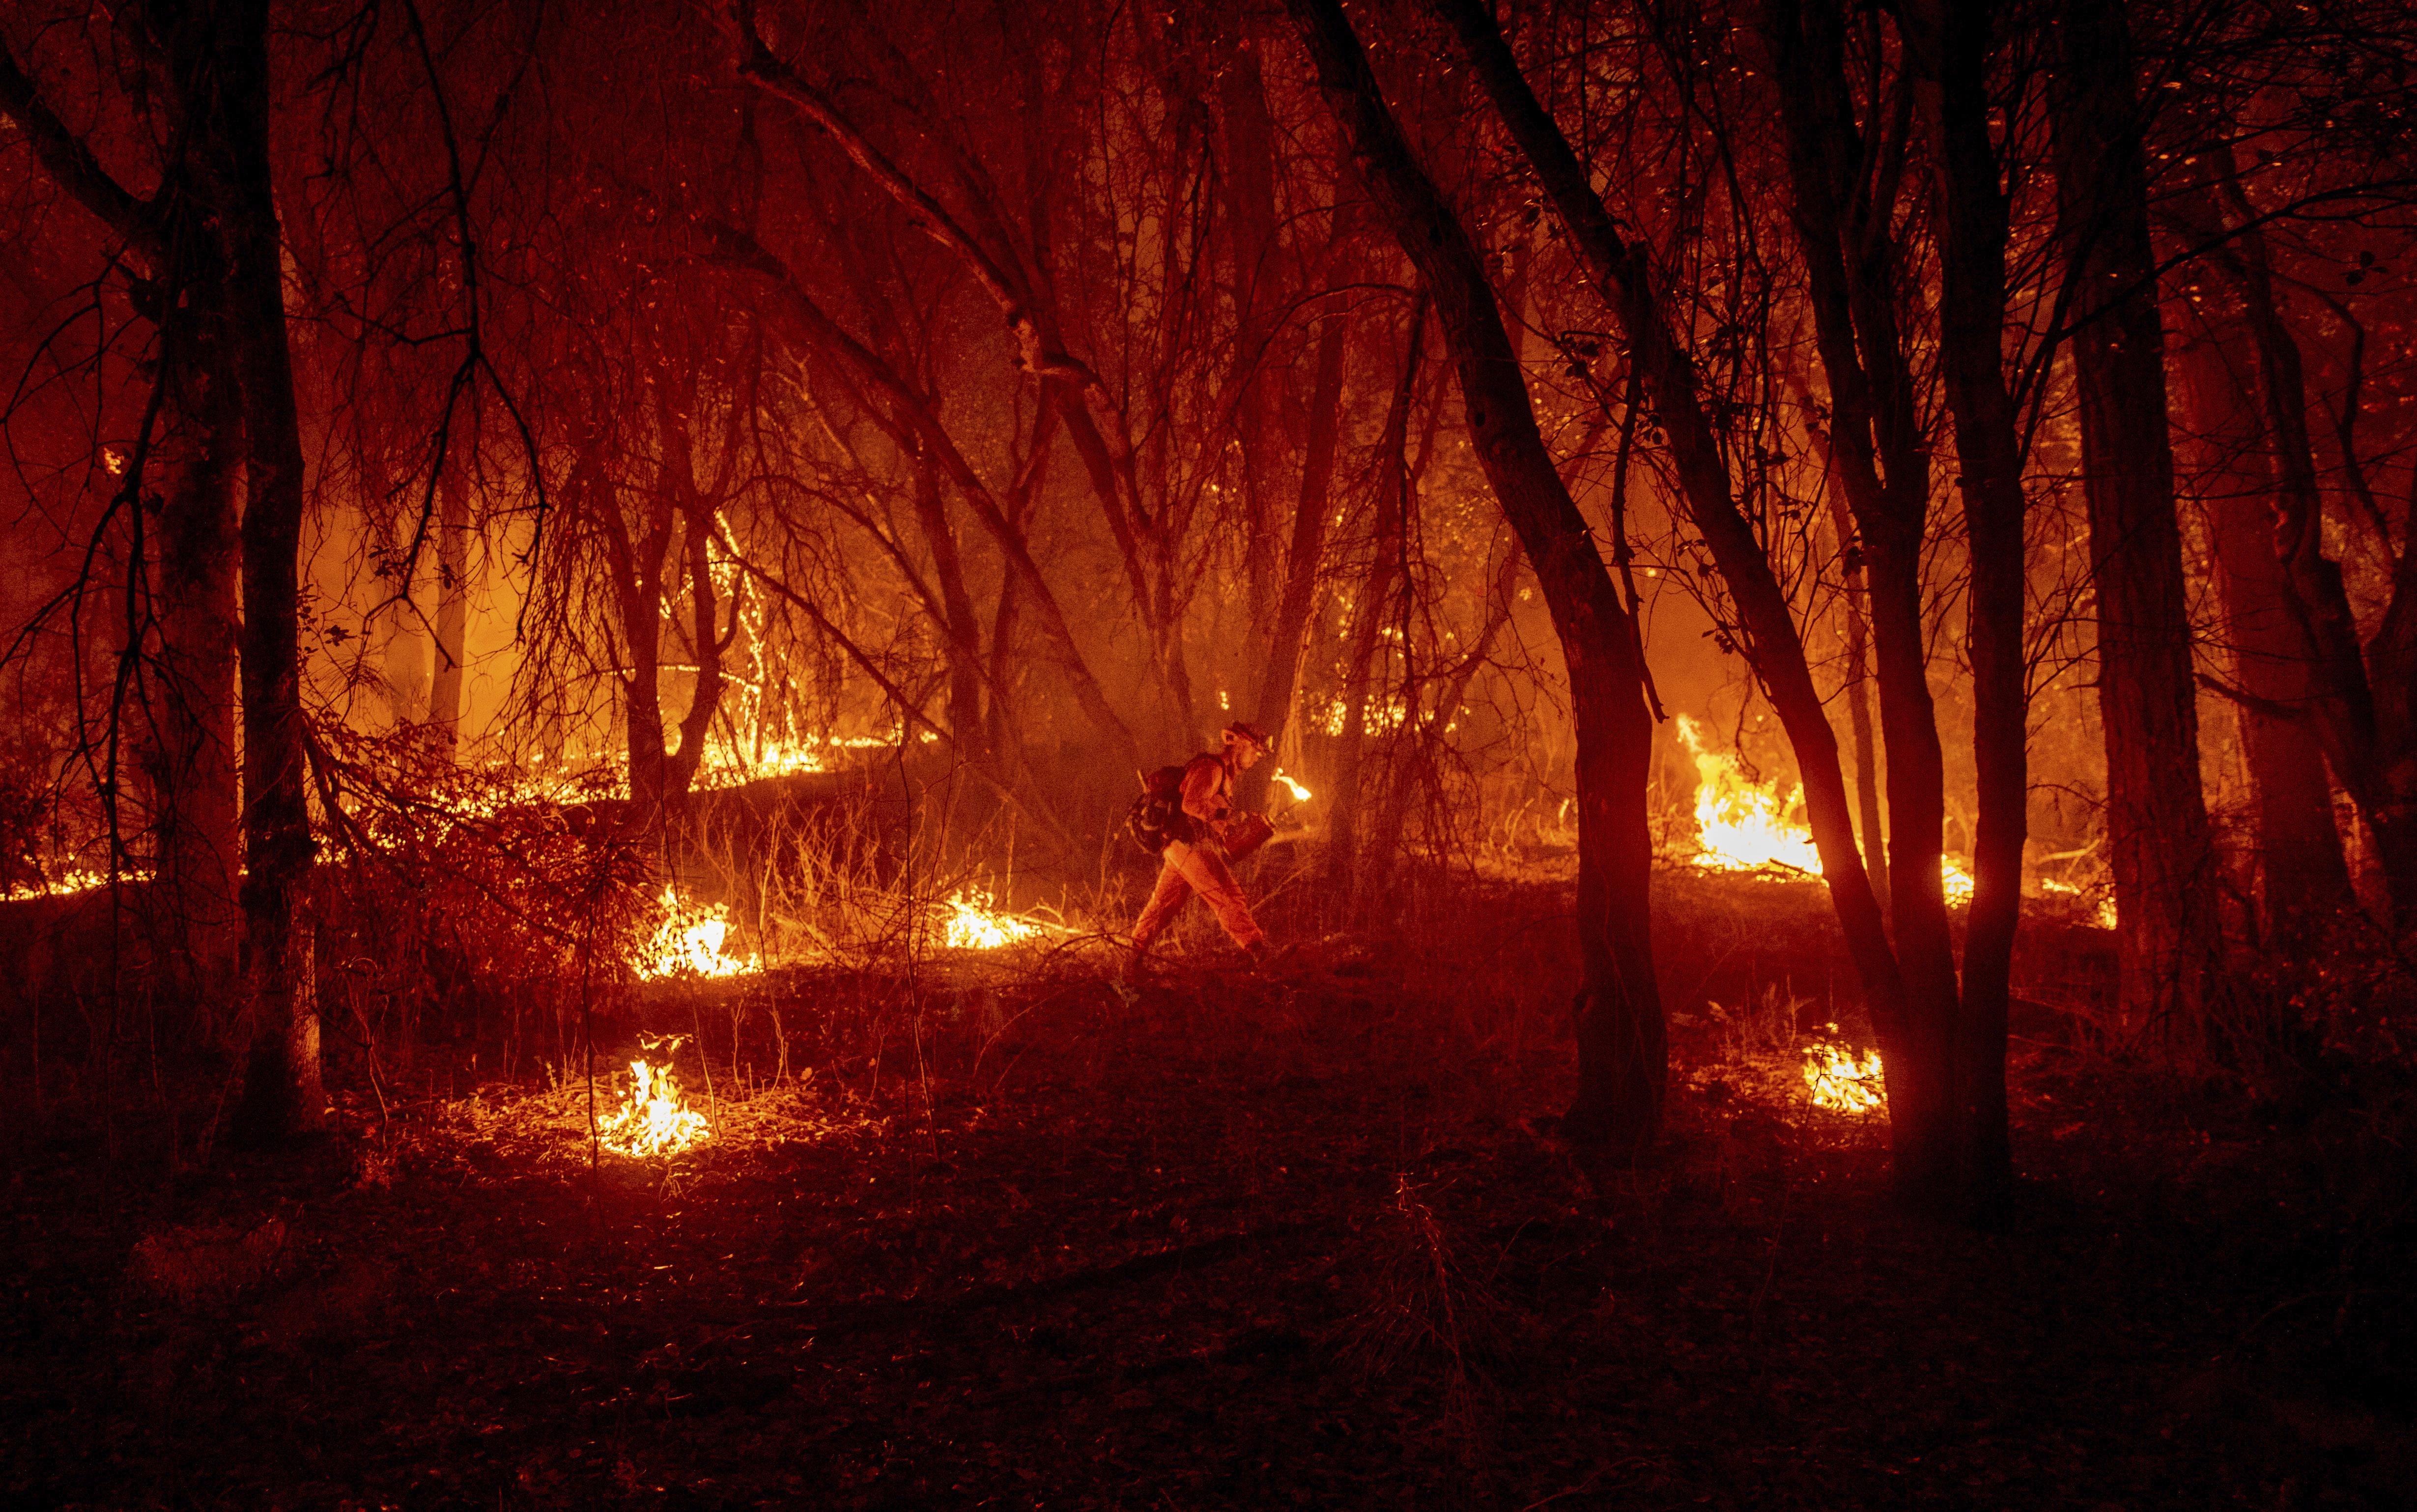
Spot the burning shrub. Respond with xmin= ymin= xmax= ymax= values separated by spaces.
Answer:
xmin=307 ymin=730 xmax=663 ymax=1055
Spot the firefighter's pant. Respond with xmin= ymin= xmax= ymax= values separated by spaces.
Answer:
xmin=1132 ymin=840 xmax=1266 ymax=949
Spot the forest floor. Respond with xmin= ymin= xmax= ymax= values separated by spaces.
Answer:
xmin=5 ymin=870 xmax=2415 ymax=1511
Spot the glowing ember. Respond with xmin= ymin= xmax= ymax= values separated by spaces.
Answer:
xmin=940 ymin=887 xmax=1051 ymax=950
xmin=1272 ymin=769 xmax=1313 ymax=803
xmin=1802 ymin=1028 xmax=1886 ymax=1113
xmin=637 ymin=886 xmax=756 ymax=979
xmin=693 ymin=738 xmax=827 ymax=788
xmin=2 ymin=867 xmax=137 ymax=902
xmin=2040 ymin=876 xmax=2118 ymax=929
xmin=597 ymin=1056 xmax=709 ymax=1157
xmin=1316 ymin=697 xmax=1409 ymax=737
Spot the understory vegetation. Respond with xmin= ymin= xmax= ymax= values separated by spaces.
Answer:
xmin=5 ymin=869 xmax=2411 ymax=1510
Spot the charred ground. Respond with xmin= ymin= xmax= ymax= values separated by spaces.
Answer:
xmin=6 ymin=872 xmax=2412 ymax=1511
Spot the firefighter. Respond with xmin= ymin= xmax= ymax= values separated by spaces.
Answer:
xmin=1127 ymin=720 xmax=1277 ymax=970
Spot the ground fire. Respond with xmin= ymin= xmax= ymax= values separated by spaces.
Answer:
xmin=3 ymin=0 xmax=2410 ymax=1505
xmin=1802 ymin=1029 xmax=1888 ymax=1115
xmin=939 ymin=887 xmax=1056 ymax=950
xmin=637 ymin=888 xmax=756 ymax=980
xmin=594 ymin=1053 xmax=710 ymax=1158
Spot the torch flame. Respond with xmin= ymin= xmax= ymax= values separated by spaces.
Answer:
xmin=940 ymin=887 xmax=1052 ymax=950
xmin=1272 ymin=769 xmax=1313 ymax=803
xmin=596 ymin=1056 xmax=709 ymax=1157
xmin=1802 ymin=1029 xmax=1886 ymax=1114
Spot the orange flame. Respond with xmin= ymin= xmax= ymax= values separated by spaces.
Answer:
xmin=597 ymin=1056 xmax=709 ymax=1157
xmin=1802 ymin=1028 xmax=1885 ymax=1113
xmin=940 ymin=887 xmax=1054 ymax=950
xmin=1676 ymin=715 xmax=1984 ymax=904
xmin=1677 ymin=715 xmax=1821 ymax=874
xmin=637 ymin=886 xmax=756 ymax=979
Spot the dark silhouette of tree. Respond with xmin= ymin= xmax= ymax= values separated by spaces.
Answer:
xmin=1286 ymin=0 xmax=1668 ymax=1156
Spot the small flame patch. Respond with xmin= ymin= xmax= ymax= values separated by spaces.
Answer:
xmin=1802 ymin=1029 xmax=1886 ymax=1114
xmin=941 ymin=887 xmax=1050 ymax=950
xmin=597 ymin=1055 xmax=709 ymax=1157
xmin=637 ymin=886 xmax=755 ymax=979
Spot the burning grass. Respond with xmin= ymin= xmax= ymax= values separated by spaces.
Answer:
xmin=1676 ymin=714 xmax=2105 ymax=924
xmin=1801 ymin=1029 xmax=1887 ymax=1114
xmin=595 ymin=1051 xmax=711 ymax=1158
xmin=937 ymin=886 xmax=1068 ymax=951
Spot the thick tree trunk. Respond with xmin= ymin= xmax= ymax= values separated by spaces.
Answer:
xmin=1754 ymin=0 xmax=1978 ymax=1198
xmin=2051 ymin=0 xmax=2220 ymax=1046
xmin=220 ymin=0 xmax=326 ymax=1143
xmin=151 ymin=285 xmax=245 ymax=1015
xmin=1218 ymin=35 xmax=1283 ymax=636
xmin=1908 ymin=0 xmax=2023 ymax=1205
xmin=1287 ymin=0 xmax=1663 ymax=1155
xmin=2211 ymin=165 xmax=2417 ymax=924
xmin=2173 ymin=330 xmax=2354 ymax=942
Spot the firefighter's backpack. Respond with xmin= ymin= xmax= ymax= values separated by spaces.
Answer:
xmin=1124 ymin=764 xmax=1189 ymax=855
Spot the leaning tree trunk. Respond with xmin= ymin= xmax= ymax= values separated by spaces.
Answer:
xmin=1438 ymin=0 xmax=1932 ymax=1166
xmin=221 ymin=0 xmax=326 ymax=1144
xmin=2051 ymin=0 xmax=2220 ymax=1048
xmin=1286 ymin=0 xmax=1664 ymax=1155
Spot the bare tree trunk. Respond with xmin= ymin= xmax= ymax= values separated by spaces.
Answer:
xmin=219 ymin=0 xmax=326 ymax=1143
xmin=1822 ymin=484 xmax=1889 ymax=905
xmin=1751 ymin=0 xmax=1973 ymax=1198
xmin=1441 ymin=0 xmax=1918 ymax=1148
xmin=1908 ymin=0 xmax=2023 ymax=1205
xmin=1330 ymin=298 xmax=1424 ymax=901
xmin=2051 ymin=0 xmax=2220 ymax=1047
xmin=912 ymin=460 xmax=988 ymax=759
xmin=2173 ymin=329 xmax=2354 ymax=943
xmin=2 ymin=17 xmax=251 ymax=1033
xmin=1253 ymin=285 xmax=1353 ymax=746
xmin=1218 ymin=31 xmax=1283 ymax=635
xmin=427 ymin=454 xmax=472 ymax=760
xmin=1288 ymin=0 xmax=1664 ymax=1156
xmin=2213 ymin=161 xmax=2417 ymax=924
xmin=152 ymin=283 xmax=245 ymax=1018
